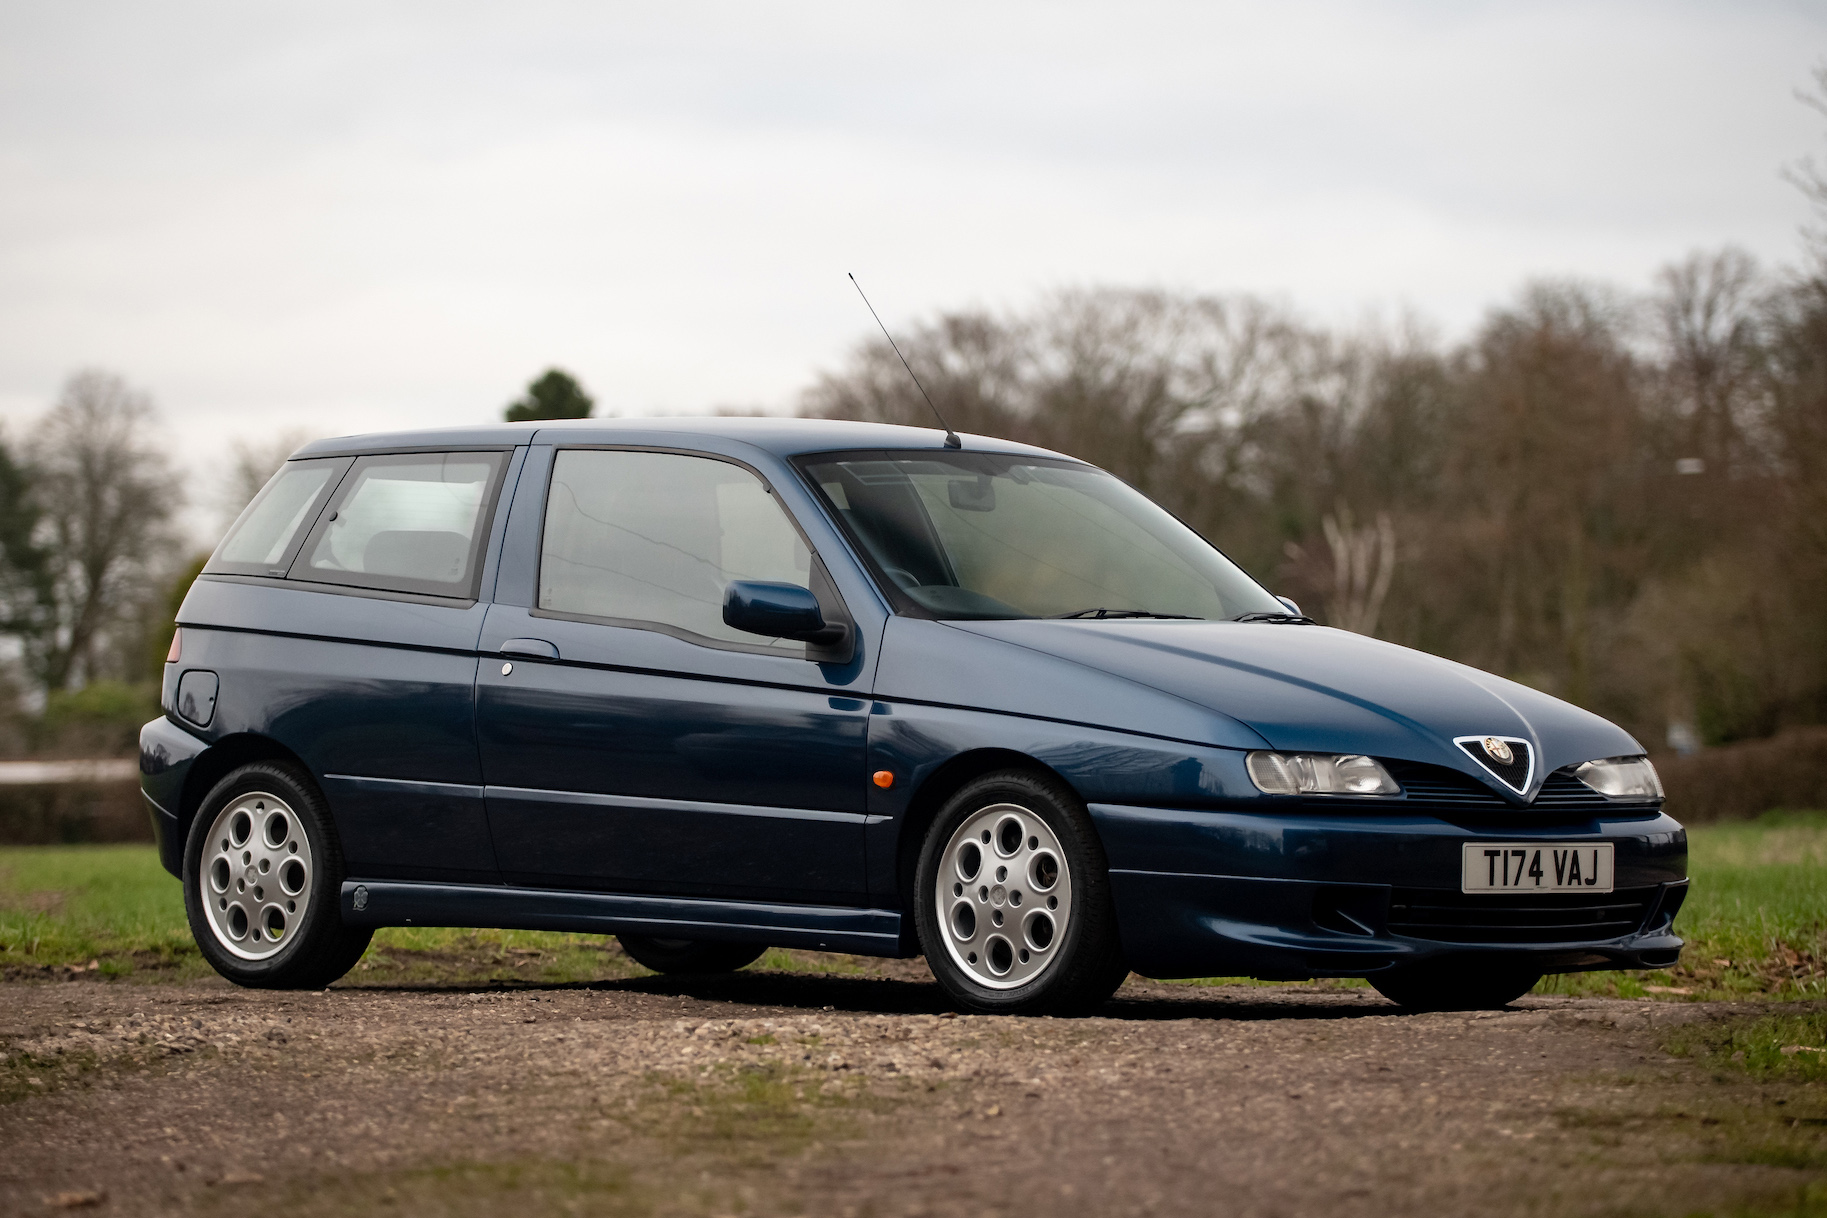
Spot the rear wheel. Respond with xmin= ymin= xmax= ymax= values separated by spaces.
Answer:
xmin=914 ymin=770 xmax=1128 ymax=1015
xmin=183 ymin=761 xmax=372 ymax=989
xmin=618 ymin=935 xmax=767 ymax=975
xmin=1370 ymin=961 xmax=1542 ymax=1012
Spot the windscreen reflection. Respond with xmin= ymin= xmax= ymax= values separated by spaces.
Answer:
xmin=800 ymin=451 xmax=1284 ymax=621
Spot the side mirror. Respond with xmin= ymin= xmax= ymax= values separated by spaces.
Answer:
xmin=723 ymin=581 xmax=848 ymax=645
xmin=1276 ymin=595 xmax=1302 ymax=616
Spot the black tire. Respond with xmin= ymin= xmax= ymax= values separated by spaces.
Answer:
xmin=914 ymin=770 xmax=1128 ymax=1015
xmin=183 ymin=760 xmax=373 ymax=990
xmin=1370 ymin=961 xmax=1542 ymax=1012
xmin=618 ymin=935 xmax=768 ymax=975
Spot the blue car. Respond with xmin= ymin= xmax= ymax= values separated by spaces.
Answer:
xmin=141 ymin=418 xmax=1686 ymax=1013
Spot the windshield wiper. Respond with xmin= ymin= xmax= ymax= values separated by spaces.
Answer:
xmin=1232 ymin=611 xmax=1317 ymax=624
xmin=1052 ymin=608 xmax=1203 ymax=620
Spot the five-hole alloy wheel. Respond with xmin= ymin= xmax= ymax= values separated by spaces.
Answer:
xmin=914 ymin=770 xmax=1128 ymax=1015
xmin=183 ymin=761 xmax=372 ymax=989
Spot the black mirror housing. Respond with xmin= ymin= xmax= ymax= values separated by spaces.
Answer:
xmin=723 ymin=580 xmax=848 ymax=645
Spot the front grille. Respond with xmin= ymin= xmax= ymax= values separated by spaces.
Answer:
xmin=1387 ymin=886 xmax=1658 ymax=945
xmin=1530 ymin=772 xmax=1613 ymax=810
xmin=1384 ymin=761 xmax=1508 ymax=808
xmin=1380 ymin=760 xmax=1652 ymax=816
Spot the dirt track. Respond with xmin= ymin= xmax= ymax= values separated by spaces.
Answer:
xmin=2 ymin=963 xmax=1823 ymax=1217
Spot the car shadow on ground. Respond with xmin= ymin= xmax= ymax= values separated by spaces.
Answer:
xmin=347 ymin=968 xmax=1410 ymax=1022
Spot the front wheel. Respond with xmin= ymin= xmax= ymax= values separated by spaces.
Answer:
xmin=183 ymin=761 xmax=373 ymax=989
xmin=618 ymin=935 xmax=767 ymax=975
xmin=914 ymin=770 xmax=1128 ymax=1015
xmin=1370 ymin=962 xmax=1542 ymax=1012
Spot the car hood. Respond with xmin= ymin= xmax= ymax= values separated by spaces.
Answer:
xmin=945 ymin=619 xmax=1645 ymax=798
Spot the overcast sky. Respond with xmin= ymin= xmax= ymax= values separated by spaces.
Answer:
xmin=1 ymin=1 xmax=1822 ymax=536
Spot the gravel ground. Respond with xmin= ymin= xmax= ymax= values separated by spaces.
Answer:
xmin=2 ymin=963 xmax=1823 ymax=1217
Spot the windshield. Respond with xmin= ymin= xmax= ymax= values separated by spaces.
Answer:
xmin=798 ymin=451 xmax=1284 ymax=621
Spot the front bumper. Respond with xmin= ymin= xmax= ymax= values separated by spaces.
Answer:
xmin=1090 ymin=803 xmax=1688 ymax=980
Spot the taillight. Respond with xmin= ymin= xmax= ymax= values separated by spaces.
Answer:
xmin=166 ymin=629 xmax=181 ymax=664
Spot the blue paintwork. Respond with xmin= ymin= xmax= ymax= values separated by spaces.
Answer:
xmin=340 ymin=880 xmax=900 ymax=954
xmin=146 ymin=418 xmax=1689 ymax=981
xmin=174 ymin=670 xmax=218 ymax=727
xmin=174 ymin=582 xmax=496 ymax=883
xmin=939 ymin=618 xmax=1644 ymax=800
xmin=723 ymin=580 xmax=828 ymax=639
xmin=139 ymin=714 xmax=207 ymax=875
xmin=1107 ymin=871 xmax=1688 ymax=980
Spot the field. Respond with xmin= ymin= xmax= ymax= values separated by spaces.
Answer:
xmin=1 ymin=813 xmax=1823 ymax=1217
xmin=4 ymin=811 xmax=1824 ymax=998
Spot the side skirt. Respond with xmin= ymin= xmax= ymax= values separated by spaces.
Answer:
xmin=339 ymin=879 xmax=905 ymax=956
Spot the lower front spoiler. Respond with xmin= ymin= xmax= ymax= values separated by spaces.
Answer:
xmin=1111 ymin=870 xmax=1688 ymax=980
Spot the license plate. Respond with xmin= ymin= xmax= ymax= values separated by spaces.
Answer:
xmin=1461 ymin=843 xmax=1613 ymax=893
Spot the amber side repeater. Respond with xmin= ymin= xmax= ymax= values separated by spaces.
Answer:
xmin=872 ymin=770 xmax=894 ymax=789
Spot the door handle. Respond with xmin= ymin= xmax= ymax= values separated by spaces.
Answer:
xmin=499 ymin=638 xmax=559 ymax=660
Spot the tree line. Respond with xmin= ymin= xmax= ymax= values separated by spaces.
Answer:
xmin=3 ymin=254 xmax=1819 ymax=761
xmin=805 ymin=248 xmax=1826 ymax=753
xmin=0 ymin=367 xmax=597 ymax=755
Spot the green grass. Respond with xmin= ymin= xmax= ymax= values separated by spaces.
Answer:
xmin=1539 ymin=810 xmax=1827 ymax=1002
xmin=1664 ymin=1009 xmax=1827 ymax=1084
xmin=2 ymin=811 xmax=1823 ymax=996
xmin=202 ymin=1160 xmax=652 ymax=1218
xmin=0 ymin=846 xmax=649 ymax=986
xmin=181 ymin=1059 xmax=901 ymax=1218
xmin=0 ymin=844 xmax=200 ymax=979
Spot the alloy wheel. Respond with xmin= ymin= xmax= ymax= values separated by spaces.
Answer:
xmin=934 ymin=802 xmax=1073 ymax=990
xmin=200 ymin=791 xmax=313 ymax=960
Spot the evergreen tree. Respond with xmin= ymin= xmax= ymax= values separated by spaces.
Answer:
xmin=504 ymin=369 xmax=595 ymax=422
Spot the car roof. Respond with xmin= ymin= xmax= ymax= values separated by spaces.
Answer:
xmin=291 ymin=416 xmax=1079 ymax=463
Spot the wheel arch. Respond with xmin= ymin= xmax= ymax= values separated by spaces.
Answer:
xmin=179 ymin=733 xmax=314 ymax=846
xmin=893 ymin=747 xmax=1082 ymax=927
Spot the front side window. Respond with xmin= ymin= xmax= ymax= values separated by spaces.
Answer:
xmin=298 ymin=451 xmax=505 ymax=596
xmin=539 ymin=449 xmax=812 ymax=650
xmin=208 ymin=458 xmax=346 ymax=576
xmin=799 ymin=450 xmax=1284 ymax=621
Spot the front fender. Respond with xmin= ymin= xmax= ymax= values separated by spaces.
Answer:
xmin=864 ymin=699 xmax=1259 ymax=903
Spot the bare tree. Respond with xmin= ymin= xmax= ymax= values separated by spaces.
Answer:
xmin=801 ymin=268 xmax=1827 ymax=746
xmin=1783 ymin=61 xmax=1827 ymax=262
xmin=1655 ymin=248 xmax=1763 ymax=476
xmin=28 ymin=370 xmax=179 ymax=690
xmin=1319 ymin=504 xmax=1397 ymax=636
xmin=220 ymin=430 xmax=311 ymax=536
xmin=805 ymin=288 xmax=1308 ymax=564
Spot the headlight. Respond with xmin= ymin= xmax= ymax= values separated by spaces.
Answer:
xmin=1573 ymin=756 xmax=1664 ymax=799
xmin=1246 ymin=752 xmax=1400 ymax=796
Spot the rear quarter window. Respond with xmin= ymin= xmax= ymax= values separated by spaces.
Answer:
xmin=206 ymin=457 xmax=349 ymax=577
xmin=292 ymin=451 xmax=508 ymax=598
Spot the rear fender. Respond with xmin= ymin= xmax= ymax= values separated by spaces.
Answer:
xmin=140 ymin=719 xmax=311 ymax=878
xmin=140 ymin=716 xmax=206 ymax=876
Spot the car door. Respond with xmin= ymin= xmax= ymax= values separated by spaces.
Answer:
xmin=195 ymin=446 xmax=519 ymax=884
xmin=475 ymin=444 xmax=873 ymax=904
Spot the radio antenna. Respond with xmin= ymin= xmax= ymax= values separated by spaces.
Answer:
xmin=848 ymin=273 xmax=961 ymax=449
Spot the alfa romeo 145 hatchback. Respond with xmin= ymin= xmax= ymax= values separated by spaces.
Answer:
xmin=140 ymin=418 xmax=1687 ymax=1013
